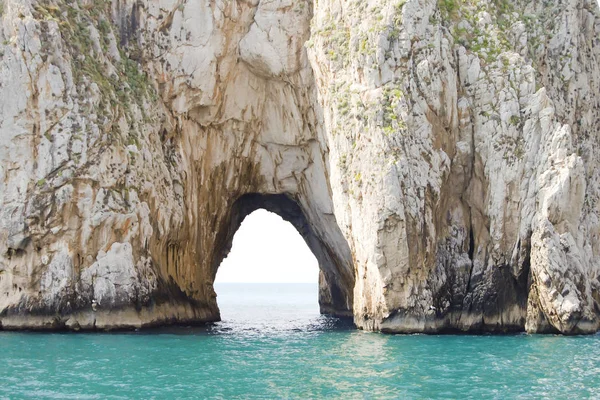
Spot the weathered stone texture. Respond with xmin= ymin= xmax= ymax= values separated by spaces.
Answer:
xmin=0 ymin=0 xmax=598 ymax=334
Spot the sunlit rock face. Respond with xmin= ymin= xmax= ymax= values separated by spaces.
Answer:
xmin=0 ymin=0 xmax=598 ymax=334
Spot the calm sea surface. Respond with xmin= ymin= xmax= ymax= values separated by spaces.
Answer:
xmin=1 ymin=283 xmax=599 ymax=399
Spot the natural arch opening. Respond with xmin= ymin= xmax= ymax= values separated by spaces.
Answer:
xmin=214 ymin=209 xmax=321 ymax=327
xmin=210 ymin=194 xmax=354 ymax=321
xmin=215 ymin=209 xmax=319 ymax=284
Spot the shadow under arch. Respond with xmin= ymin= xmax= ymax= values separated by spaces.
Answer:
xmin=211 ymin=193 xmax=355 ymax=318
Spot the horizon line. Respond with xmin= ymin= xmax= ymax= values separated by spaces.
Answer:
xmin=215 ymin=281 xmax=317 ymax=284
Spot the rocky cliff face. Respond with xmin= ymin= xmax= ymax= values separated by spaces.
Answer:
xmin=0 ymin=0 xmax=598 ymax=334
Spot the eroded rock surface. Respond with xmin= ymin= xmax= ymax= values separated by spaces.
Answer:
xmin=0 ymin=0 xmax=598 ymax=333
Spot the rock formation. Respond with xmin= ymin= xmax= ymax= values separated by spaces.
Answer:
xmin=0 ymin=0 xmax=598 ymax=334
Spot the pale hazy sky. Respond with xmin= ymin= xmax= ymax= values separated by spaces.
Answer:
xmin=215 ymin=210 xmax=319 ymax=283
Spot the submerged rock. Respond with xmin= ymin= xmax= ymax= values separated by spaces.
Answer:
xmin=0 ymin=0 xmax=598 ymax=334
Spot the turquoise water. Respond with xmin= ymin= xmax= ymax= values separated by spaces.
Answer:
xmin=1 ymin=283 xmax=599 ymax=399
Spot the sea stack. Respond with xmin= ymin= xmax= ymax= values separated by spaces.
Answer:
xmin=0 ymin=0 xmax=599 ymax=334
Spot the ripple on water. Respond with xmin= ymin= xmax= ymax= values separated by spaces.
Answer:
xmin=1 ymin=284 xmax=599 ymax=399
xmin=2 ymin=330 xmax=598 ymax=399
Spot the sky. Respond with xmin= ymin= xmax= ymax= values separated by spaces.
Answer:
xmin=215 ymin=210 xmax=319 ymax=283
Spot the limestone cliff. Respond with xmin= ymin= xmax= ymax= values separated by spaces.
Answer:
xmin=0 ymin=0 xmax=598 ymax=334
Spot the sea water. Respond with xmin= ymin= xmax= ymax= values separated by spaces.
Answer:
xmin=0 ymin=283 xmax=599 ymax=399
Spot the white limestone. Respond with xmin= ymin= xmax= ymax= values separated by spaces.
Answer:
xmin=0 ymin=0 xmax=598 ymax=333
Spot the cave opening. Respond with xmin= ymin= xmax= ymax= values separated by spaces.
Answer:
xmin=210 ymin=194 xmax=355 ymax=327
xmin=214 ymin=208 xmax=320 ymax=326
xmin=215 ymin=208 xmax=319 ymax=284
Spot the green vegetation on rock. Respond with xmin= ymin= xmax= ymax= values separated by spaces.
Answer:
xmin=33 ymin=0 xmax=157 ymax=136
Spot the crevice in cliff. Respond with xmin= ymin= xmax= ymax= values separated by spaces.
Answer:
xmin=467 ymin=224 xmax=475 ymax=262
xmin=465 ymin=217 xmax=476 ymax=294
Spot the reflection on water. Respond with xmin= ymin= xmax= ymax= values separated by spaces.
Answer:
xmin=0 ymin=283 xmax=599 ymax=399
xmin=211 ymin=282 xmax=354 ymax=337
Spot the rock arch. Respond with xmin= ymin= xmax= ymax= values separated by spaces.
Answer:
xmin=0 ymin=0 xmax=599 ymax=334
xmin=0 ymin=0 xmax=360 ymax=331
xmin=211 ymin=193 xmax=354 ymax=318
